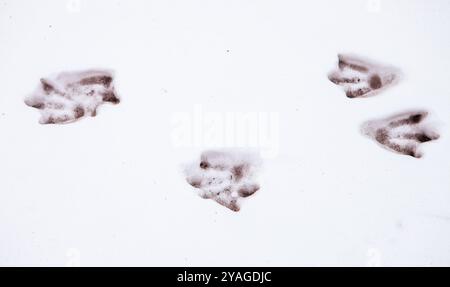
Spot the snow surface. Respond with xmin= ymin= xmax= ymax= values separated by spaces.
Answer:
xmin=0 ymin=0 xmax=449 ymax=266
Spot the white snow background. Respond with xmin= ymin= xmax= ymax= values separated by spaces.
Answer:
xmin=0 ymin=0 xmax=449 ymax=266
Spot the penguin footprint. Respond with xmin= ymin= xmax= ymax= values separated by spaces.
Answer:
xmin=184 ymin=150 xmax=261 ymax=212
xmin=25 ymin=69 xmax=120 ymax=124
xmin=328 ymin=54 xmax=401 ymax=98
xmin=361 ymin=110 xmax=440 ymax=158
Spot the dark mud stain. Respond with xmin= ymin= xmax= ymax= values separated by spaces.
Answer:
xmin=368 ymin=74 xmax=382 ymax=89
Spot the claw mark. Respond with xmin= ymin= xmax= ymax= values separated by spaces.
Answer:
xmin=328 ymin=54 xmax=401 ymax=98
xmin=184 ymin=150 xmax=261 ymax=212
xmin=361 ymin=110 xmax=440 ymax=158
xmin=25 ymin=69 xmax=120 ymax=124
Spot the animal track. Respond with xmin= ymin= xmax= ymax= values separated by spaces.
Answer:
xmin=328 ymin=54 xmax=401 ymax=98
xmin=184 ymin=150 xmax=261 ymax=212
xmin=25 ymin=69 xmax=120 ymax=124
xmin=361 ymin=110 xmax=439 ymax=158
